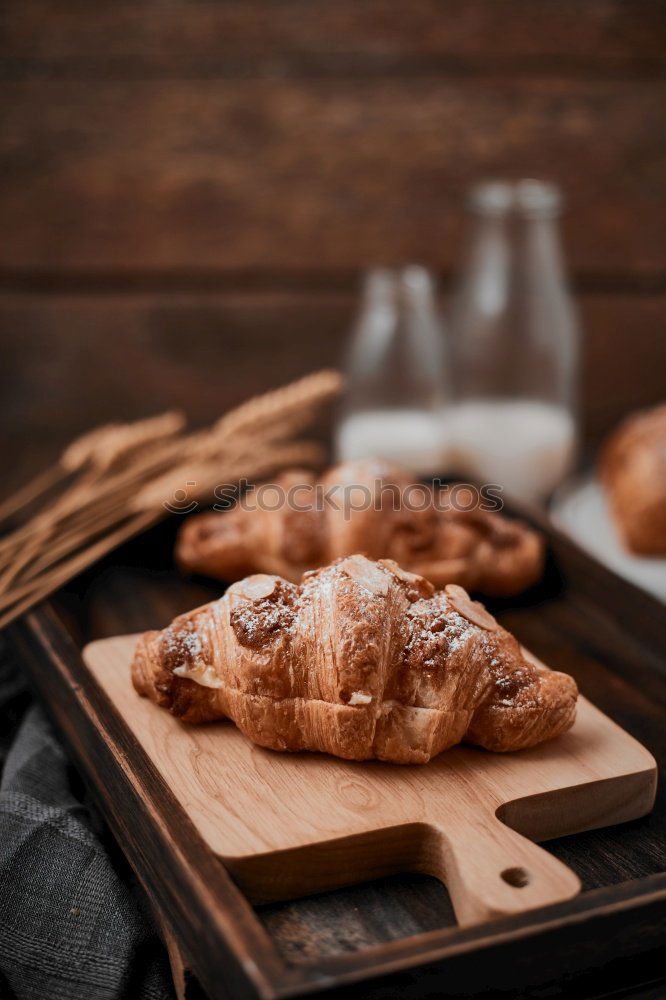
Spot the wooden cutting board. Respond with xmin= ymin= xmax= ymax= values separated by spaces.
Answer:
xmin=83 ymin=634 xmax=657 ymax=928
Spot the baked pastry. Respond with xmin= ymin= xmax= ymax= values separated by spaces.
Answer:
xmin=132 ymin=554 xmax=577 ymax=763
xmin=600 ymin=404 xmax=666 ymax=555
xmin=176 ymin=459 xmax=544 ymax=597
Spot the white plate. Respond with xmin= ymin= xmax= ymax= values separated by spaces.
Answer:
xmin=551 ymin=475 xmax=666 ymax=602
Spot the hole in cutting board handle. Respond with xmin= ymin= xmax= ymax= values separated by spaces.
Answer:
xmin=500 ymin=866 xmax=530 ymax=888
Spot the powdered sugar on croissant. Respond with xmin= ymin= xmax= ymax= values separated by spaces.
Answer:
xmin=132 ymin=555 xmax=576 ymax=763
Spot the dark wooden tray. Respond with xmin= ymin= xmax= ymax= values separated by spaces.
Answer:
xmin=7 ymin=509 xmax=666 ymax=1000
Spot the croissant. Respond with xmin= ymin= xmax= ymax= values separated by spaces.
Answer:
xmin=132 ymin=554 xmax=577 ymax=763
xmin=600 ymin=404 xmax=666 ymax=555
xmin=176 ymin=459 xmax=544 ymax=597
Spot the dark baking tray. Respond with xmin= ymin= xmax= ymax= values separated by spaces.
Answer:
xmin=7 ymin=506 xmax=666 ymax=1000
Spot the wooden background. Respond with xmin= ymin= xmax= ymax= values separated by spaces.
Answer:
xmin=1 ymin=0 xmax=665 ymax=488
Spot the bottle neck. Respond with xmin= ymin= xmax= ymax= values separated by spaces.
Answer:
xmin=469 ymin=209 xmax=564 ymax=273
xmin=345 ymin=266 xmax=447 ymax=408
xmin=451 ymin=203 xmax=579 ymax=409
xmin=456 ymin=210 xmax=569 ymax=331
xmin=518 ymin=212 xmax=566 ymax=288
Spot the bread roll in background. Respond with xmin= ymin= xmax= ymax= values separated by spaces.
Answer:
xmin=600 ymin=404 xmax=666 ymax=556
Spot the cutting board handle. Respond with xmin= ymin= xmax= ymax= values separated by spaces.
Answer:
xmin=428 ymin=808 xmax=581 ymax=927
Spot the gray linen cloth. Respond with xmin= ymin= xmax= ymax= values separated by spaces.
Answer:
xmin=0 ymin=636 xmax=176 ymax=1000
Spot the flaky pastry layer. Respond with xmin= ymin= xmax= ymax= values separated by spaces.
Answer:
xmin=133 ymin=555 xmax=576 ymax=763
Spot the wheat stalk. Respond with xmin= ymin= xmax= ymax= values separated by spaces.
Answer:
xmin=0 ymin=370 xmax=341 ymax=630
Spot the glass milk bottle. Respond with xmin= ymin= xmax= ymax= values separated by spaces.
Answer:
xmin=447 ymin=181 xmax=580 ymax=502
xmin=335 ymin=266 xmax=449 ymax=476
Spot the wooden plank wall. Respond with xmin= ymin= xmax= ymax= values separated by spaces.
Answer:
xmin=1 ymin=1 xmax=664 ymax=484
